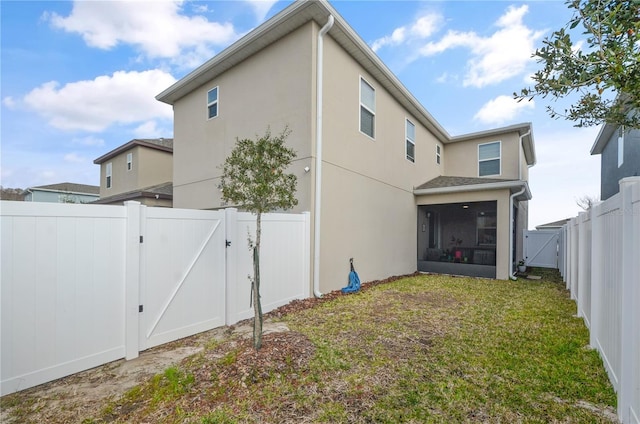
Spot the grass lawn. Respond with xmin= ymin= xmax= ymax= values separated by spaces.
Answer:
xmin=4 ymin=270 xmax=617 ymax=423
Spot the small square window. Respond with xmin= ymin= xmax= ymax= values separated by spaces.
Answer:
xmin=207 ymin=86 xmax=219 ymax=119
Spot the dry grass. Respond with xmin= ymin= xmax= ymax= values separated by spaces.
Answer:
xmin=1 ymin=270 xmax=616 ymax=423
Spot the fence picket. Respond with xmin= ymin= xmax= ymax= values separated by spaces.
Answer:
xmin=561 ymin=177 xmax=640 ymax=423
xmin=1 ymin=201 xmax=310 ymax=395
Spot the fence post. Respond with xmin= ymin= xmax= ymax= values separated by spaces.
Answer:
xmin=589 ymin=201 xmax=603 ymax=351
xmin=302 ymin=211 xmax=311 ymax=299
xmin=224 ymin=208 xmax=238 ymax=326
xmin=124 ymin=201 xmax=141 ymax=360
xmin=619 ymin=177 xmax=640 ymax=423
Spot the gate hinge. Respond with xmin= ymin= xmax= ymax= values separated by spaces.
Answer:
xmin=139 ymin=305 xmax=144 ymax=313
xmin=226 ymin=240 xmax=231 ymax=247
xmin=140 ymin=235 xmax=144 ymax=243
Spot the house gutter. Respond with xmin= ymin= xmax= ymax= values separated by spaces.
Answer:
xmin=313 ymin=14 xmax=334 ymax=298
xmin=518 ymin=129 xmax=531 ymax=180
xmin=509 ymin=186 xmax=527 ymax=280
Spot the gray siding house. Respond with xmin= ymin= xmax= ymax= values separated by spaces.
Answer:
xmin=23 ymin=183 xmax=99 ymax=204
xmin=591 ymin=123 xmax=640 ymax=200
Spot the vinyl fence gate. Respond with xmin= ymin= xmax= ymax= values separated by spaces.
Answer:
xmin=523 ymin=229 xmax=561 ymax=269
xmin=1 ymin=201 xmax=310 ymax=395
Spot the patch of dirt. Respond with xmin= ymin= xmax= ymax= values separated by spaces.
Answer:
xmin=0 ymin=273 xmax=415 ymax=424
xmin=0 ymin=321 xmax=289 ymax=424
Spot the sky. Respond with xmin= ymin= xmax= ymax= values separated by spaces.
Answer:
xmin=1 ymin=0 xmax=603 ymax=228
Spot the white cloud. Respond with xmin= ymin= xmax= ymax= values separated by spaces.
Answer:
xmin=47 ymin=0 xmax=237 ymax=64
xmin=133 ymin=120 xmax=171 ymax=138
xmin=473 ymin=95 xmax=535 ymax=125
xmin=71 ymin=136 xmax=105 ymax=147
xmin=63 ymin=152 xmax=87 ymax=164
xmin=23 ymin=69 xmax=176 ymax=132
xmin=244 ymin=0 xmax=278 ymax=23
xmin=371 ymin=12 xmax=443 ymax=52
xmin=2 ymin=96 xmax=16 ymax=109
xmin=419 ymin=5 xmax=545 ymax=87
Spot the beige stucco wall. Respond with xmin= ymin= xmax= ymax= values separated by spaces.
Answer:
xmin=99 ymin=146 xmax=172 ymax=197
xmin=172 ymin=23 xmax=315 ymax=212
xmin=444 ymin=132 xmax=523 ymax=180
xmin=314 ymin=33 xmax=449 ymax=291
xmin=414 ymin=189 xmax=512 ymax=279
xmin=100 ymin=146 xmax=173 ymax=197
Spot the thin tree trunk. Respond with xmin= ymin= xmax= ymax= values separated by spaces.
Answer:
xmin=253 ymin=213 xmax=263 ymax=350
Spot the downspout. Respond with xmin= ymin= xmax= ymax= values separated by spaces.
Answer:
xmin=313 ymin=14 xmax=334 ymax=298
xmin=518 ymin=129 xmax=531 ymax=181
xmin=509 ymin=186 xmax=526 ymax=280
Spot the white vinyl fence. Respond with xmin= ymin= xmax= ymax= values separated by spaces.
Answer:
xmin=1 ymin=201 xmax=310 ymax=395
xmin=562 ymin=177 xmax=640 ymax=424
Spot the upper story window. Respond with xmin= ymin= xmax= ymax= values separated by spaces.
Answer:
xmin=106 ymin=162 xmax=112 ymax=189
xmin=436 ymin=145 xmax=441 ymax=165
xmin=478 ymin=141 xmax=501 ymax=176
xmin=405 ymin=119 xmax=415 ymax=162
xmin=207 ymin=86 xmax=219 ymax=119
xmin=618 ymin=126 xmax=624 ymax=167
xmin=127 ymin=152 xmax=133 ymax=171
xmin=359 ymin=77 xmax=375 ymax=138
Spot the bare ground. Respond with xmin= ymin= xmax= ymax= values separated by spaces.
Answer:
xmin=0 ymin=320 xmax=291 ymax=424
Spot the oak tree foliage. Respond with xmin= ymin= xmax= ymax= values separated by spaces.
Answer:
xmin=220 ymin=127 xmax=298 ymax=350
xmin=516 ymin=0 xmax=640 ymax=128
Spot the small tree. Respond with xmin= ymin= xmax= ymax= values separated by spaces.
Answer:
xmin=515 ymin=0 xmax=640 ymax=128
xmin=220 ymin=127 xmax=298 ymax=350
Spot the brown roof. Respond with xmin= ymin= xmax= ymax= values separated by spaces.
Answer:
xmin=92 ymin=182 xmax=173 ymax=204
xmin=28 ymin=182 xmax=100 ymax=195
xmin=94 ymin=138 xmax=173 ymax=164
xmin=415 ymin=176 xmax=518 ymax=191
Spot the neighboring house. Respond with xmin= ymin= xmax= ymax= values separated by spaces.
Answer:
xmin=23 ymin=183 xmax=99 ymax=204
xmin=93 ymin=138 xmax=173 ymax=207
xmin=590 ymin=121 xmax=640 ymax=200
xmin=156 ymin=0 xmax=536 ymax=292
xmin=535 ymin=218 xmax=570 ymax=231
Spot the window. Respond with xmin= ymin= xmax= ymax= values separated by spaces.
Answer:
xmin=405 ymin=119 xmax=415 ymax=162
xmin=207 ymin=86 xmax=219 ymax=119
xmin=359 ymin=77 xmax=375 ymax=138
xmin=106 ymin=162 xmax=112 ymax=189
xmin=618 ymin=126 xmax=624 ymax=167
xmin=478 ymin=141 xmax=501 ymax=176
xmin=436 ymin=145 xmax=441 ymax=165
xmin=477 ymin=211 xmax=497 ymax=246
xmin=127 ymin=152 xmax=133 ymax=171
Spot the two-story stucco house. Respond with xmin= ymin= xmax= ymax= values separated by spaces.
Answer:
xmin=156 ymin=0 xmax=535 ymax=293
xmin=591 ymin=122 xmax=640 ymax=200
xmin=93 ymin=138 xmax=173 ymax=207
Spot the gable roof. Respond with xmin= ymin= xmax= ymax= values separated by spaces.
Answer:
xmin=94 ymin=138 xmax=173 ymax=164
xmin=155 ymin=0 xmax=535 ymax=162
xmin=590 ymin=123 xmax=616 ymax=155
xmin=156 ymin=0 xmax=451 ymax=141
xmin=26 ymin=182 xmax=100 ymax=195
xmin=414 ymin=176 xmax=532 ymax=201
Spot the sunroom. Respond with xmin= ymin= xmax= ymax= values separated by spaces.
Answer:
xmin=414 ymin=177 xmax=531 ymax=280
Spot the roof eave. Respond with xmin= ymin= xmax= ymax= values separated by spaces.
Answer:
xmin=94 ymin=139 xmax=173 ymax=164
xmin=590 ymin=122 xmax=615 ymax=155
xmin=414 ymin=180 xmax=532 ymax=201
xmin=154 ymin=0 xmax=451 ymax=142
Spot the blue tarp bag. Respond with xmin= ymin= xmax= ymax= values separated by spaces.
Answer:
xmin=341 ymin=258 xmax=361 ymax=293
